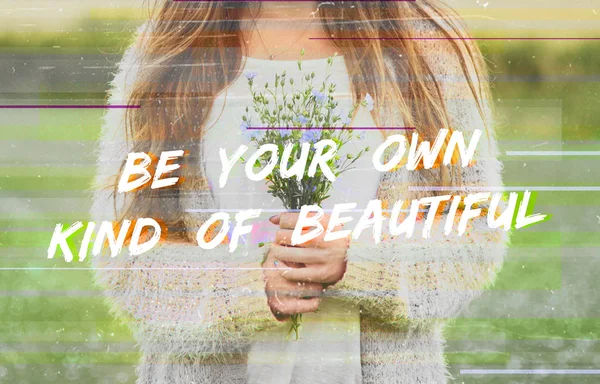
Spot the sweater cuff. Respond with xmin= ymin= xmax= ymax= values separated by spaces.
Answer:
xmin=94 ymin=243 xmax=285 ymax=357
xmin=216 ymin=259 xmax=285 ymax=337
xmin=326 ymin=241 xmax=409 ymax=326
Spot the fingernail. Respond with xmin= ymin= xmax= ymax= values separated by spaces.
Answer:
xmin=269 ymin=214 xmax=280 ymax=224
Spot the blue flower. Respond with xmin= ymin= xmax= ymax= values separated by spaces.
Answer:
xmin=240 ymin=120 xmax=262 ymax=140
xmin=300 ymin=129 xmax=322 ymax=143
xmin=297 ymin=115 xmax=309 ymax=126
xmin=337 ymin=109 xmax=352 ymax=126
xmin=364 ymin=93 xmax=374 ymax=111
xmin=311 ymin=90 xmax=327 ymax=104
xmin=244 ymin=71 xmax=258 ymax=81
xmin=279 ymin=129 xmax=291 ymax=137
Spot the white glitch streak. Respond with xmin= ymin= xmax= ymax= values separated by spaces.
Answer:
xmin=461 ymin=369 xmax=600 ymax=375
xmin=507 ymin=151 xmax=600 ymax=156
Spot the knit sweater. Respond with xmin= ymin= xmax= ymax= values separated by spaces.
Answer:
xmin=90 ymin=18 xmax=508 ymax=384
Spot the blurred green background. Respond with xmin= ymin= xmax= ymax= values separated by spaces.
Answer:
xmin=1 ymin=1 xmax=599 ymax=383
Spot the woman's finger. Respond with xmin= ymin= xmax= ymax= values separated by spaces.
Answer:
xmin=275 ymin=229 xmax=349 ymax=250
xmin=265 ymin=274 xmax=323 ymax=296
xmin=270 ymin=296 xmax=321 ymax=315
xmin=268 ymin=285 xmax=323 ymax=298
xmin=273 ymin=212 xmax=334 ymax=230
xmin=281 ymin=264 xmax=342 ymax=284
xmin=275 ymin=229 xmax=318 ymax=247
xmin=270 ymin=244 xmax=329 ymax=264
xmin=264 ymin=255 xmax=303 ymax=270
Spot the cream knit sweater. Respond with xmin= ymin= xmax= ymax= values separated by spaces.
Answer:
xmin=91 ymin=18 xmax=508 ymax=384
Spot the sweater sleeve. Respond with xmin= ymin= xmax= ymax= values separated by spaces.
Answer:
xmin=326 ymin=23 xmax=509 ymax=327
xmin=329 ymin=157 xmax=508 ymax=328
xmin=330 ymin=201 xmax=508 ymax=327
xmin=90 ymin=36 xmax=281 ymax=359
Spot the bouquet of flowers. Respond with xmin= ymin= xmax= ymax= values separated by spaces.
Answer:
xmin=241 ymin=50 xmax=373 ymax=340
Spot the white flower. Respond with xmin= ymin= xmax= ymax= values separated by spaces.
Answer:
xmin=364 ymin=93 xmax=374 ymax=111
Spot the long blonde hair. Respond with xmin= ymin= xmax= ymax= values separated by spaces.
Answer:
xmin=116 ymin=0 xmax=492 ymax=240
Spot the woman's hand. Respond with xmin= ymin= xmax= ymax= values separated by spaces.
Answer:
xmin=262 ymin=251 xmax=323 ymax=320
xmin=269 ymin=212 xmax=349 ymax=286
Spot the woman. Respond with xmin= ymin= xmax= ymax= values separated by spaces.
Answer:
xmin=91 ymin=1 xmax=507 ymax=383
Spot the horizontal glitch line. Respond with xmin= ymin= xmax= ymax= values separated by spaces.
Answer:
xmin=247 ymin=126 xmax=415 ymax=130
xmin=410 ymin=186 xmax=600 ymax=192
xmin=185 ymin=209 xmax=427 ymax=213
xmin=0 ymin=267 xmax=289 ymax=271
xmin=310 ymin=37 xmax=600 ymax=41
xmin=0 ymin=290 xmax=100 ymax=297
xmin=506 ymin=151 xmax=600 ymax=156
xmin=0 ymin=105 xmax=140 ymax=109
xmin=174 ymin=0 xmax=415 ymax=2
xmin=461 ymin=369 xmax=600 ymax=375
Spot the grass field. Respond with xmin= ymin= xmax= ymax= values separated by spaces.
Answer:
xmin=1 ymin=8 xmax=600 ymax=383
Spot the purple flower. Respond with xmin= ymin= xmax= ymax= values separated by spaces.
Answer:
xmin=312 ymin=90 xmax=327 ymax=104
xmin=364 ymin=93 xmax=374 ymax=111
xmin=300 ymin=129 xmax=322 ymax=143
xmin=244 ymin=71 xmax=258 ymax=81
xmin=279 ymin=128 xmax=291 ymax=138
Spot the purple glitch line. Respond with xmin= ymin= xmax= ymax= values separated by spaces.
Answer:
xmin=310 ymin=37 xmax=600 ymax=41
xmin=247 ymin=126 xmax=415 ymax=130
xmin=0 ymin=105 xmax=140 ymax=109
xmin=174 ymin=0 xmax=416 ymax=2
